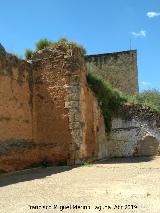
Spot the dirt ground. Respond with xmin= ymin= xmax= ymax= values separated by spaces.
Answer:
xmin=0 ymin=157 xmax=160 ymax=213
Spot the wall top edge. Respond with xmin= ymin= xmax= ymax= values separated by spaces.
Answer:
xmin=85 ymin=49 xmax=137 ymax=59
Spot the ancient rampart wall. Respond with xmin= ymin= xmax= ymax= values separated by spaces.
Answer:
xmin=86 ymin=50 xmax=138 ymax=95
xmin=31 ymin=47 xmax=73 ymax=166
xmin=0 ymin=44 xmax=107 ymax=172
xmin=1 ymin=43 xmax=159 ymax=173
xmin=31 ymin=45 xmax=108 ymax=165
xmin=0 ymin=47 xmax=34 ymax=171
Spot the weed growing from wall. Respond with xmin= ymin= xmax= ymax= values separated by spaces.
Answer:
xmin=87 ymin=63 xmax=160 ymax=131
xmin=35 ymin=39 xmax=52 ymax=50
xmin=24 ymin=38 xmax=86 ymax=59
xmin=25 ymin=49 xmax=33 ymax=60
xmin=86 ymin=71 xmax=126 ymax=132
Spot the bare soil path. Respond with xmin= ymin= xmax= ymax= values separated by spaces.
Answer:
xmin=0 ymin=157 xmax=160 ymax=213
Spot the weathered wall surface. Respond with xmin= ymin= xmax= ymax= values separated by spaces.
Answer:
xmin=79 ymin=85 xmax=108 ymax=162
xmin=61 ymin=47 xmax=108 ymax=164
xmin=108 ymin=104 xmax=160 ymax=157
xmin=2 ymin=43 xmax=159 ymax=173
xmin=0 ymin=46 xmax=34 ymax=171
xmin=31 ymin=45 xmax=108 ymax=166
xmin=86 ymin=50 xmax=138 ymax=95
xmin=32 ymin=46 xmax=78 ymax=166
xmin=0 ymin=44 xmax=107 ymax=172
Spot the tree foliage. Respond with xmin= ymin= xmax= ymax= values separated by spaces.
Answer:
xmin=138 ymin=89 xmax=160 ymax=111
xmin=127 ymin=89 xmax=160 ymax=112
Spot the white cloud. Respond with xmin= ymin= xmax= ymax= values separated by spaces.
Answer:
xmin=140 ymin=81 xmax=152 ymax=91
xmin=147 ymin=12 xmax=160 ymax=18
xmin=131 ymin=30 xmax=146 ymax=38
xmin=141 ymin=81 xmax=151 ymax=86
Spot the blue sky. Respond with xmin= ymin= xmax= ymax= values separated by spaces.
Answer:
xmin=0 ymin=0 xmax=159 ymax=91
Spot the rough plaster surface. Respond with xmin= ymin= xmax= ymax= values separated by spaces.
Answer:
xmin=0 ymin=53 xmax=32 ymax=142
xmin=0 ymin=44 xmax=107 ymax=172
xmin=79 ymin=86 xmax=108 ymax=162
xmin=0 ymin=47 xmax=34 ymax=171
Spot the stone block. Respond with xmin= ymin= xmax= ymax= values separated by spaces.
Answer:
xmin=65 ymin=101 xmax=79 ymax=108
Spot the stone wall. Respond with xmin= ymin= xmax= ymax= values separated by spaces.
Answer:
xmin=86 ymin=50 xmax=138 ymax=95
xmin=1 ymin=43 xmax=158 ymax=173
xmin=108 ymin=104 xmax=160 ymax=157
xmin=31 ymin=47 xmax=73 ymax=166
xmin=80 ymin=88 xmax=108 ymax=161
xmin=0 ymin=44 xmax=107 ymax=172
xmin=61 ymin=47 xmax=108 ymax=164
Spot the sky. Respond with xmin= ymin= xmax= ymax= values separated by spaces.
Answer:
xmin=0 ymin=0 xmax=159 ymax=91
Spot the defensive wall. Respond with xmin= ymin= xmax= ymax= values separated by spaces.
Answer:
xmin=86 ymin=50 xmax=139 ymax=95
xmin=0 ymin=44 xmax=159 ymax=173
xmin=0 ymin=44 xmax=107 ymax=172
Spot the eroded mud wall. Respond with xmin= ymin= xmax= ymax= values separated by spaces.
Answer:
xmin=0 ymin=47 xmax=34 ymax=171
xmin=0 ymin=44 xmax=108 ymax=172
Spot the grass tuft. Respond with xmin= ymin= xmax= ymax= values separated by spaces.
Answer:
xmin=80 ymin=160 xmax=93 ymax=167
xmin=24 ymin=38 xmax=86 ymax=59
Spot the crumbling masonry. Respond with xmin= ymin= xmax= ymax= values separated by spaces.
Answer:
xmin=0 ymin=44 xmax=159 ymax=172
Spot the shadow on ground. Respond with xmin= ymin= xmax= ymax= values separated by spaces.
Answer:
xmin=95 ymin=156 xmax=156 ymax=164
xmin=0 ymin=157 xmax=157 ymax=188
xmin=0 ymin=165 xmax=76 ymax=188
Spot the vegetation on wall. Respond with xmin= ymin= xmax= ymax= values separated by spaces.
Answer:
xmin=57 ymin=38 xmax=86 ymax=55
xmin=35 ymin=39 xmax=52 ymax=50
xmin=24 ymin=38 xmax=86 ymax=59
xmin=127 ymin=89 xmax=160 ymax=112
xmin=25 ymin=49 xmax=33 ymax=60
xmin=87 ymin=71 xmax=126 ymax=132
xmin=87 ymin=63 xmax=160 ymax=132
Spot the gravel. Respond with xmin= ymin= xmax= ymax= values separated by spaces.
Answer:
xmin=0 ymin=157 xmax=160 ymax=213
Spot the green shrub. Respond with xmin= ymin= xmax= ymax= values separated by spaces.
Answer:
xmin=127 ymin=89 xmax=160 ymax=112
xmin=87 ymin=72 xmax=126 ymax=132
xmin=35 ymin=38 xmax=52 ymax=50
xmin=57 ymin=38 xmax=86 ymax=55
xmin=80 ymin=160 xmax=93 ymax=167
xmin=24 ymin=49 xmax=33 ymax=59
xmin=138 ymin=89 xmax=160 ymax=112
xmin=58 ymin=38 xmax=69 ymax=43
xmin=125 ymin=95 xmax=138 ymax=104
